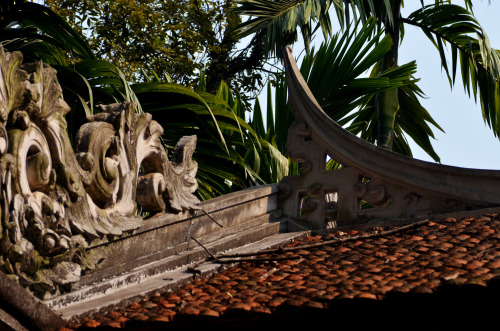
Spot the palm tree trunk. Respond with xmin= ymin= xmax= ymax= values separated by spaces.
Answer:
xmin=376 ymin=0 xmax=402 ymax=150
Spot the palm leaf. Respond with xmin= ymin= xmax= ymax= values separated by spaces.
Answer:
xmin=233 ymin=0 xmax=397 ymax=58
xmin=287 ymin=19 xmax=443 ymax=161
xmin=233 ymin=0 xmax=336 ymax=57
xmin=1 ymin=1 xmax=95 ymax=63
xmin=402 ymin=4 xmax=500 ymax=135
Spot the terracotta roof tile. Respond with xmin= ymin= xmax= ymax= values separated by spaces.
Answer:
xmin=63 ymin=214 xmax=500 ymax=330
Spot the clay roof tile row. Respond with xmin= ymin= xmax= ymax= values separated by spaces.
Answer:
xmin=63 ymin=213 xmax=500 ymax=330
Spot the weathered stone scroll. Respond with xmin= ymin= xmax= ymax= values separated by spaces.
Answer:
xmin=280 ymin=46 xmax=500 ymax=229
xmin=0 ymin=47 xmax=199 ymax=296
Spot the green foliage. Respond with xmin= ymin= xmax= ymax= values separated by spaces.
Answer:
xmin=232 ymin=0 xmax=474 ymax=58
xmin=285 ymin=19 xmax=443 ymax=161
xmin=234 ymin=0 xmax=500 ymax=157
xmin=245 ymin=82 xmax=290 ymax=183
xmin=0 ymin=0 xmax=95 ymax=64
xmin=0 ymin=0 xmax=289 ymax=200
xmin=403 ymin=4 xmax=500 ymax=135
xmin=43 ymin=0 xmax=270 ymax=101
xmin=233 ymin=0 xmax=336 ymax=57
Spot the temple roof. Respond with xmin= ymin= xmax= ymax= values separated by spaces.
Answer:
xmin=62 ymin=212 xmax=500 ymax=330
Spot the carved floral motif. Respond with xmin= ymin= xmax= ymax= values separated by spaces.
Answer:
xmin=0 ymin=47 xmax=199 ymax=296
xmin=355 ymin=177 xmax=391 ymax=207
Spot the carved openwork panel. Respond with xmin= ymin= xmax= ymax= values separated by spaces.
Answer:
xmin=279 ymin=120 xmax=489 ymax=230
xmin=0 ymin=47 xmax=199 ymax=296
xmin=279 ymin=130 xmax=401 ymax=229
xmin=279 ymin=46 xmax=498 ymax=230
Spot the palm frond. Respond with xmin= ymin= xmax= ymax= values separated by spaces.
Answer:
xmin=293 ymin=19 xmax=443 ymax=161
xmin=1 ymin=1 xmax=95 ymax=63
xmin=233 ymin=0 xmax=399 ymax=58
xmin=340 ymin=0 xmax=395 ymax=30
xmin=403 ymin=3 xmax=500 ymax=135
xmin=233 ymin=0 xmax=336 ymax=57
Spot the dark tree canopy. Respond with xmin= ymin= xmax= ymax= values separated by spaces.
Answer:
xmin=44 ymin=0 xmax=268 ymax=97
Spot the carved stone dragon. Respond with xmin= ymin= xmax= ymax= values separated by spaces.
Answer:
xmin=0 ymin=47 xmax=199 ymax=297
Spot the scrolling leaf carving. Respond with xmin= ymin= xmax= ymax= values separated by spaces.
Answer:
xmin=0 ymin=47 xmax=199 ymax=297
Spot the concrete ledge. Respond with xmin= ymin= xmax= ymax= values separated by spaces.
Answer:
xmin=0 ymin=308 xmax=29 ymax=331
xmin=132 ymin=184 xmax=280 ymax=233
xmin=82 ymin=184 xmax=280 ymax=281
xmin=0 ymin=272 xmax=65 ymax=330
xmin=47 ymin=221 xmax=283 ymax=311
xmin=43 ymin=184 xmax=286 ymax=321
xmin=52 ymin=230 xmax=309 ymax=323
xmin=318 ymin=206 xmax=500 ymax=235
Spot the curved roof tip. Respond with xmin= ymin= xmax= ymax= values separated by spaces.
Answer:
xmin=281 ymin=46 xmax=500 ymax=205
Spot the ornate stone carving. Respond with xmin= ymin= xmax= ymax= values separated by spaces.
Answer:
xmin=0 ymin=47 xmax=199 ymax=296
xmin=355 ymin=178 xmax=391 ymax=207
xmin=277 ymin=183 xmax=291 ymax=200
xmin=279 ymin=45 xmax=500 ymax=230
xmin=405 ymin=193 xmax=421 ymax=206
xmin=307 ymin=183 xmax=322 ymax=197
xmin=300 ymin=197 xmax=317 ymax=214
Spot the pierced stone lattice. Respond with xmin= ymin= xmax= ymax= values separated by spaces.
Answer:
xmin=279 ymin=46 xmax=497 ymax=230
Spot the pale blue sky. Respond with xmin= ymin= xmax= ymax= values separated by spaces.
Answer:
xmin=259 ymin=1 xmax=500 ymax=170
xmin=400 ymin=1 xmax=500 ymax=169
